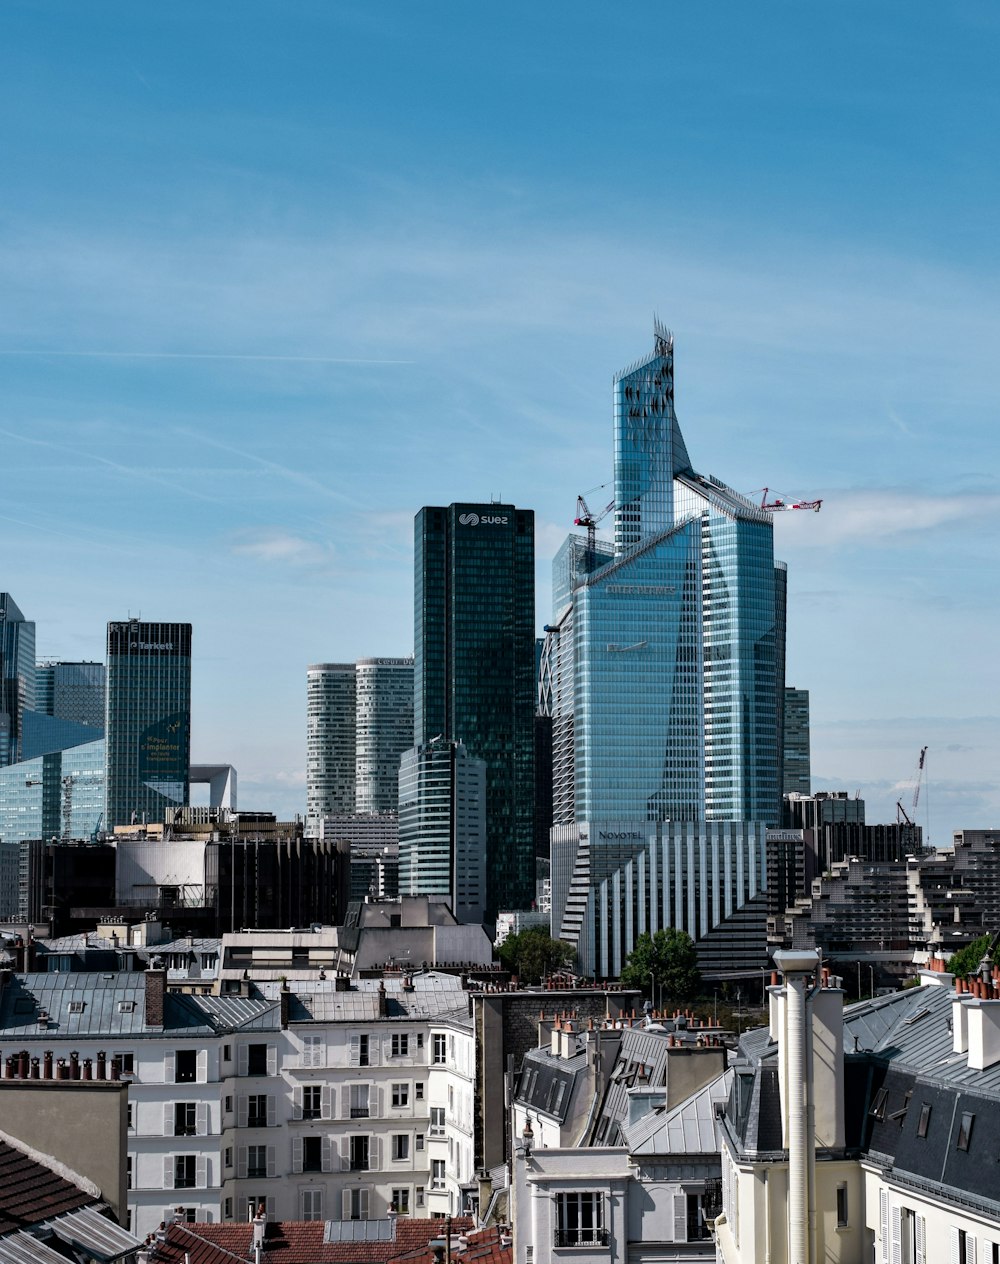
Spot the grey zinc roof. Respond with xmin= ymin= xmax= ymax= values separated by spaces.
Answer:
xmin=0 ymin=973 xmax=275 ymax=1039
xmin=42 ymin=1206 xmax=142 ymax=1261
xmin=266 ymin=972 xmax=472 ymax=1026
xmin=624 ymin=1069 xmax=733 ymax=1155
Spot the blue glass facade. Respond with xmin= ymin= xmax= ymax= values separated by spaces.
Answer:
xmin=544 ymin=326 xmax=786 ymax=973
xmin=0 ymin=737 xmax=105 ymax=848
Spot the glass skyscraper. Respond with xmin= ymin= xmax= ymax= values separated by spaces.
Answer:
xmin=105 ymin=620 xmax=192 ymax=828
xmin=415 ymin=502 xmax=536 ymax=914
xmin=0 ymin=593 xmax=36 ymax=767
xmin=544 ymin=324 xmax=786 ymax=974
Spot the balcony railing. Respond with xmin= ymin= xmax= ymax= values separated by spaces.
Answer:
xmin=554 ymin=1229 xmax=609 ymax=1248
xmin=350 ymin=1107 xmax=370 ymax=1119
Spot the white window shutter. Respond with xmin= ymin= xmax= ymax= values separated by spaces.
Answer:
xmin=265 ymin=1198 xmax=275 ymax=1217
xmin=237 ymin=1146 xmax=248 ymax=1179
xmin=672 ymin=1192 xmax=687 ymax=1242
xmin=891 ymin=1205 xmax=902 ymax=1264
xmin=267 ymin=1095 xmax=276 ymax=1127
xmin=350 ymin=1035 xmax=359 ymax=1066
xmin=967 ymin=1238 xmax=977 ymax=1264
xmin=293 ymin=1086 xmax=303 ymax=1120
xmin=163 ymin=1103 xmax=173 ymax=1137
xmin=196 ymin=1156 xmax=208 ymax=1188
xmin=267 ymin=1046 xmax=277 ymax=1076
xmin=197 ymin=1050 xmax=208 ymax=1083
xmin=266 ymin=1145 xmax=276 ymax=1178
xmin=359 ymin=1188 xmax=369 ymax=1219
xmin=321 ymin=1084 xmax=332 ymax=1120
xmin=370 ymin=1040 xmax=380 ymax=1067
xmin=238 ymin=1096 xmax=249 ymax=1128
xmin=374 ymin=1087 xmax=383 ymax=1119
xmin=196 ymin=1103 xmax=209 ymax=1136
xmin=164 ymin=1053 xmax=175 ymax=1083
xmin=315 ymin=1039 xmax=326 ymax=1067
xmin=342 ymin=1190 xmax=352 ymax=1221
xmin=321 ymin=1138 xmax=332 ymax=1173
xmin=202 ymin=1210 xmax=212 ymax=1224
xmin=880 ymin=1190 xmax=889 ymax=1264
xmin=292 ymin=1137 xmax=303 ymax=1174
xmin=163 ymin=1156 xmax=174 ymax=1190
xmin=238 ymin=1045 xmax=248 ymax=1077
xmin=915 ymin=1216 xmax=926 ymax=1264
xmin=371 ymin=1136 xmax=381 ymax=1170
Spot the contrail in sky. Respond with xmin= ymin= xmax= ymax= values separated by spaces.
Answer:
xmin=0 ymin=350 xmax=412 ymax=364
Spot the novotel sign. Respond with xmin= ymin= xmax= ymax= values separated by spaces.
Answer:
xmin=458 ymin=512 xmax=509 ymax=527
xmin=598 ymin=830 xmax=645 ymax=840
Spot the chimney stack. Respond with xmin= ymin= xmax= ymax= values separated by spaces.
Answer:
xmin=145 ymin=963 xmax=166 ymax=1029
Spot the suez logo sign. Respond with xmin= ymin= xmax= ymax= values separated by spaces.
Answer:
xmin=458 ymin=512 xmax=509 ymax=527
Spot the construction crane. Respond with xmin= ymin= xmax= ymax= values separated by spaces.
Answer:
xmin=757 ymin=488 xmax=823 ymax=513
xmin=574 ymin=491 xmax=615 ymax=575
xmin=896 ymin=746 xmax=928 ymax=837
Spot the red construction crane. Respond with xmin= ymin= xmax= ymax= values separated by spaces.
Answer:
xmin=574 ymin=491 xmax=615 ymax=573
xmin=758 ymin=488 xmax=823 ymax=513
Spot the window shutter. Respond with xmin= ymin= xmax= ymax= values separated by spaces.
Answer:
xmin=968 ymin=1238 xmax=977 ymax=1264
xmin=237 ymin=1096 xmax=248 ymax=1128
xmin=265 ymin=1198 xmax=276 ymax=1217
xmin=267 ymin=1095 xmax=277 ymax=1127
xmin=237 ymin=1147 xmax=248 ymax=1179
xmin=880 ymin=1190 xmax=889 ymax=1264
xmin=340 ymin=1086 xmax=349 ymax=1119
xmin=321 ymin=1084 xmax=332 ymax=1120
xmin=196 ymin=1103 xmax=209 ymax=1136
xmin=915 ymin=1216 xmax=926 ymax=1264
xmin=292 ymin=1137 xmax=303 ymax=1174
xmin=266 ymin=1145 xmax=276 ymax=1178
xmin=164 ymin=1053 xmax=175 ymax=1083
xmin=374 ymin=1087 xmax=383 ymax=1119
xmin=350 ymin=1035 xmax=359 ymax=1066
xmin=342 ymin=1190 xmax=352 ymax=1221
xmin=359 ymin=1188 xmax=369 ymax=1219
xmin=293 ymin=1087 xmax=303 ymax=1121
xmin=266 ymin=1046 xmax=277 ymax=1076
xmin=321 ymin=1137 xmax=332 ymax=1173
xmin=371 ymin=1136 xmax=381 ymax=1169
xmin=163 ymin=1156 xmax=174 ymax=1189
xmin=196 ymin=1156 xmax=208 ymax=1188
xmin=890 ymin=1205 xmax=902 ymax=1264
xmin=672 ymin=1193 xmax=687 ymax=1242
xmin=238 ymin=1045 xmax=248 ymax=1077
xmin=164 ymin=1103 xmax=173 ymax=1137
xmin=197 ymin=1050 xmax=208 ymax=1083
xmin=314 ymin=1039 xmax=326 ymax=1067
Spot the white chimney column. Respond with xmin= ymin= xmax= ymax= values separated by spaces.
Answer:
xmin=773 ymin=949 xmax=820 ymax=1264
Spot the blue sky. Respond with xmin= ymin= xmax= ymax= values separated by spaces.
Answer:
xmin=2 ymin=2 xmax=998 ymax=843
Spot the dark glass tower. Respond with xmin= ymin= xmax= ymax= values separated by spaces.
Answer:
xmin=0 ymin=593 xmax=36 ymax=767
xmin=415 ymin=503 xmax=536 ymax=914
xmin=105 ymin=620 xmax=192 ymax=828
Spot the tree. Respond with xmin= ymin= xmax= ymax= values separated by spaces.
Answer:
xmin=948 ymin=933 xmax=995 ymax=978
xmin=620 ymin=929 xmax=701 ymax=1001
xmin=498 ymin=927 xmax=574 ymax=984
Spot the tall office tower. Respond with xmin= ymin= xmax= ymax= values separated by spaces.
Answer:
xmin=398 ymin=739 xmax=487 ymax=924
xmin=782 ymin=686 xmax=811 ymax=796
xmin=544 ymin=324 xmax=786 ymax=975
xmin=306 ymin=663 xmax=357 ymax=827
xmin=105 ymin=620 xmax=192 ymax=828
xmin=36 ymin=661 xmax=106 ymax=729
xmin=0 ymin=594 xmax=36 ymax=766
xmin=355 ymin=657 xmax=414 ymax=813
xmin=415 ymin=503 xmax=536 ymax=915
xmin=306 ymin=658 xmax=414 ymax=834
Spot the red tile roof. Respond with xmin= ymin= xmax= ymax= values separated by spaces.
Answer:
xmin=0 ymin=1139 xmax=97 ymax=1237
xmin=151 ymin=1217 xmax=511 ymax=1264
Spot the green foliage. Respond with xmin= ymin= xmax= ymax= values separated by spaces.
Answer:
xmin=497 ymin=927 xmax=574 ymax=984
xmin=620 ymin=928 xmax=701 ymax=1001
xmin=947 ymin=934 xmax=995 ymax=978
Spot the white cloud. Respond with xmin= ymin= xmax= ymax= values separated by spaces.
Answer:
xmin=774 ymin=487 xmax=1000 ymax=547
xmin=229 ymin=528 xmax=333 ymax=567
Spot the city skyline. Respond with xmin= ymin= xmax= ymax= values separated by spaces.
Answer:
xmin=2 ymin=4 xmax=998 ymax=844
